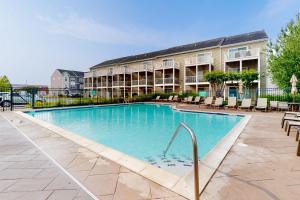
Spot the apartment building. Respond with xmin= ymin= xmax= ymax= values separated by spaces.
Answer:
xmin=51 ymin=69 xmax=84 ymax=96
xmin=84 ymin=30 xmax=268 ymax=98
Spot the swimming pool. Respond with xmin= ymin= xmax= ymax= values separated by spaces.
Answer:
xmin=26 ymin=104 xmax=243 ymax=175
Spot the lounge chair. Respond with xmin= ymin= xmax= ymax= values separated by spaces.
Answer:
xmin=171 ymin=95 xmax=178 ymax=102
xmin=298 ymin=138 xmax=300 ymax=156
xmin=278 ymin=102 xmax=289 ymax=111
xmin=238 ymin=99 xmax=252 ymax=111
xmin=192 ymin=96 xmax=201 ymax=104
xmin=203 ymin=97 xmax=213 ymax=107
xmin=181 ymin=97 xmax=188 ymax=103
xmin=281 ymin=115 xmax=300 ymax=128
xmin=270 ymin=101 xmax=278 ymax=110
xmin=211 ymin=97 xmax=224 ymax=109
xmin=225 ymin=97 xmax=237 ymax=109
xmin=163 ymin=96 xmax=173 ymax=102
xmin=285 ymin=120 xmax=300 ymax=136
xmin=255 ymin=98 xmax=268 ymax=112
xmin=186 ymin=96 xmax=194 ymax=103
xmin=154 ymin=96 xmax=160 ymax=101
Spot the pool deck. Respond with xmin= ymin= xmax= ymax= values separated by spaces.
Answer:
xmin=0 ymin=104 xmax=300 ymax=200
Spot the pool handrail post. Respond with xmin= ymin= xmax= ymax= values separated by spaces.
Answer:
xmin=163 ymin=122 xmax=200 ymax=200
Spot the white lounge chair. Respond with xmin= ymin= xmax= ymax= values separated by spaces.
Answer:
xmin=278 ymin=102 xmax=289 ymax=111
xmin=238 ymin=98 xmax=252 ymax=111
xmin=270 ymin=101 xmax=278 ymax=110
xmin=172 ymin=95 xmax=178 ymax=102
xmin=212 ymin=97 xmax=224 ymax=109
xmin=163 ymin=96 xmax=173 ymax=102
xmin=154 ymin=96 xmax=160 ymax=101
xmin=255 ymin=98 xmax=268 ymax=112
xmin=192 ymin=96 xmax=201 ymax=104
xmin=203 ymin=97 xmax=213 ymax=107
xmin=225 ymin=97 xmax=237 ymax=109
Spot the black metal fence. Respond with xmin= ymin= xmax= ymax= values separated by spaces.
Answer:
xmin=1 ymin=86 xmax=299 ymax=111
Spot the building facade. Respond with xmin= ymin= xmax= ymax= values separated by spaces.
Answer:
xmin=84 ymin=30 xmax=268 ymax=98
xmin=51 ymin=69 xmax=84 ymax=96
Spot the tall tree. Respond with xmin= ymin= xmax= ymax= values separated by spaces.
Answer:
xmin=268 ymin=14 xmax=300 ymax=89
xmin=0 ymin=75 xmax=11 ymax=88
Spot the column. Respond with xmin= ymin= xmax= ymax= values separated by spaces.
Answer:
xmin=153 ymin=70 xmax=156 ymax=93
xmin=130 ymin=73 xmax=133 ymax=97
xmin=172 ymin=67 xmax=175 ymax=92
xmin=123 ymin=73 xmax=126 ymax=98
xmin=163 ymin=69 xmax=165 ymax=93
xmin=145 ymin=71 xmax=148 ymax=94
xmin=183 ymin=66 xmax=186 ymax=92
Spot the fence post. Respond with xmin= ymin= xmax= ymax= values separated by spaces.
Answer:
xmin=31 ymin=88 xmax=35 ymax=109
xmin=10 ymin=86 xmax=13 ymax=111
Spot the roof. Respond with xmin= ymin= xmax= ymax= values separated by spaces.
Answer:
xmin=91 ymin=30 xmax=268 ymax=69
xmin=56 ymin=69 xmax=84 ymax=77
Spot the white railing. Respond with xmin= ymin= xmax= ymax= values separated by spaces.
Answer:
xmin=154 ymin=62 xmax=180 ymax=70
xmin=184 ymin=55 xmax=213 ymax=66
xmin=185 ymin=76 xmax=196 ymax=83
xmin=131 ymin=64 xmax=154 ymax=72
xmin=155 ymin=78 xmax=163 ymax=84
xmin=139 ymin=79 xmax=146 ymax=85
xmin=197 ymin=75 xmax=205 ymax=82
xmin=132 ymin=80 xmax=138 ymax=85
xmin=113 ymin=81 xmax=119 ymax=86
xmin=227 ymin=67 xmax=240 ymax=72
xmin=101 ymin=82 xmax=107 ymax=87
xmin=225 ymin=48 xmax=259 ymax=61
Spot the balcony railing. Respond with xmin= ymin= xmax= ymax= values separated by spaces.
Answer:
xmin=227 ymin=67 xmax=240 ymax=73
xmin=113 ymin=81 xmax=119 ymax=86
xmin=225 ymin=48 xmax=259 ymax=61
xmin=154 ymin=62 xmax=180 ymax=70
xmin=184 ymin=55 xmax=213 ymax=66
xmin=139 ymin=79 xmax=146 ymax=85
xmin=132 ymin=80 xmax=138 ymax=85
xmin=185 ymin=76 xmax=196 ymax=83
xmin=101 ymin=82 xmax=107 ymax=87
xmin=155 ymin=78 xmax=163 ymax=84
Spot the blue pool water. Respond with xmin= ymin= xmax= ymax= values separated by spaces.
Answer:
xmin=27 ymin=104 xmax=242 ymax=175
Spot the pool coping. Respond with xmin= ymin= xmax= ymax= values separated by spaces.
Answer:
xmin=16 ymin=103 xmax=251 ymax=200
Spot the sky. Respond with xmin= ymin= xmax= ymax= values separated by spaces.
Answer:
xmin=0 ymin=0 xmax=300 ymax=85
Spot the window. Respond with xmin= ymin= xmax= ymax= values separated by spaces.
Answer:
xmin=197 ymin=52 xmax=212 ymax=63
xmin=228 ymin=46 xmax=248 ymax=59
xmin=64 ymin=77 xmax=68 ymax=82
xmin=162 ymin=58 xmax=174 ymax=67
xmin=228 ymin=87 xmax=238 ymax=98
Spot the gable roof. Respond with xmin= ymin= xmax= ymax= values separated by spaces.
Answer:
xmin=57 ymin=69 xmax=84 ymax=77
xmin=91 ymin=30 xmax=268 ymax=69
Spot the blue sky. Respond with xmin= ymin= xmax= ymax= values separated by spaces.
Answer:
xmin=0 ymin=0 xmax=300 ymax=85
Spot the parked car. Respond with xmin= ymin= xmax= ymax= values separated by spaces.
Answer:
xmin=0 ymin=92 xmax=45 ymax=107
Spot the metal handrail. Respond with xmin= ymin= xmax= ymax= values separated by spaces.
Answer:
xmin=163 ymin=122 xmax=199 ymax=200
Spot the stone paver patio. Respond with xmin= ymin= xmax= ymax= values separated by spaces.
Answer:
xmin=1 ymin=104 xmax=300 ymax=200
xmin=0 ymin=112 xmax=186 ymax=200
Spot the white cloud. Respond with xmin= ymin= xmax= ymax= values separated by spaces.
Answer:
xmin=262 ymin=0 xmax=299 ymax=18
xmin=37 ymin=13 xmax=165 ymax=46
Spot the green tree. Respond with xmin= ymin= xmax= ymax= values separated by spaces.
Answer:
xmin=240 ymin=70 xmax=259 ymax=97
xmin=268 ymin=14 xmax=300 ymax=89
xmin=0 ymin=75 xmax=11 ymax=88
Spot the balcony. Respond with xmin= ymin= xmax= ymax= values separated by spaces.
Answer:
xmin=155 ymin=78 xmax=163 ymax=84
xmin=225 ymin=48 xmax=259 ymax=61
xmin=113 ymin=81 xmax=119 ymax=86
xmin=132 ymin=80 xmax=138 ymax=85
xmin=185 ymin=76 xmax=196 ymax=83
xmin=154 ymin=62 xmax=180 ymax=70
xmin=139 ymin=79 xmax=146 ymax=85
xmin=227 ymin=67 xmax=240 ymax=73
xmin=101 ymin=82 xmax=107 ymax=87
xmin=184 ymin=55 xmax=213 ymax=66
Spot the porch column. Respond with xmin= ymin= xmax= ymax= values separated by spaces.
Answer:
xmin=163 ymin=69 xmax=165 ymax=93
xmin=173 ymin=67 xmax=175 ymax=92
xmin=258 ymin=52 xmax=261 ymax=96
xmin=130 ymin=73 xmax=133 ymax=97
xmin=153 ymin=70 xmax=156 ymax=93
xmin=183 ymin=66 xmax=186 ymax=92
xmin=196 ymin=65 xmax=198 ymax=93
xmin=123 ymin=73 xmax=126 ymax=98
xmin=145 ymin=71 xmax=148 ymax=94
xmin=138 ymin=71 xmax=140 ymax=96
